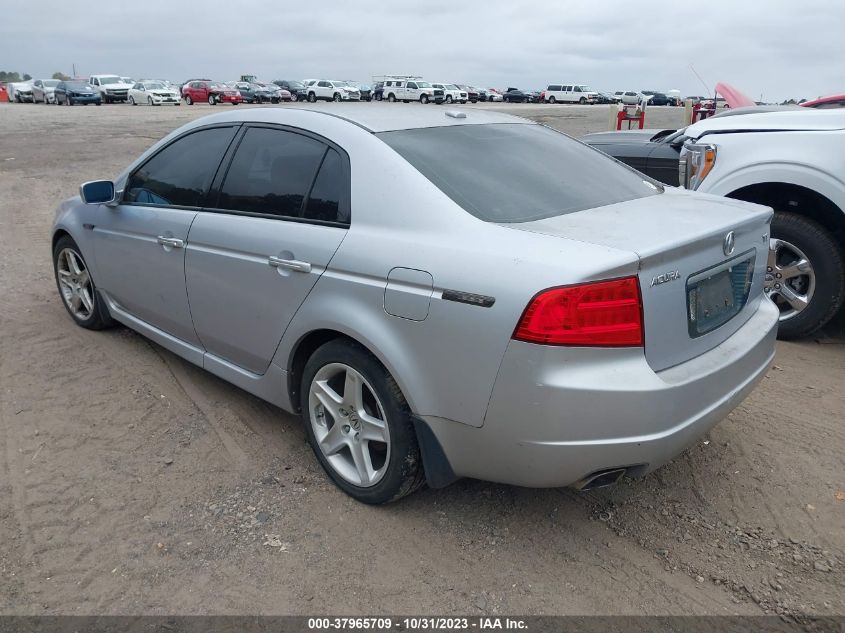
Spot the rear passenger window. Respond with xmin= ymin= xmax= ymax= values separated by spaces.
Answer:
xmin=303 ymin=148 xmax=348 ymax=224
xmin=125 ymin=126 xmax=236 ymax=207
xmin=217 ymin=127 xmax=326 ymax=218
xmin=548 ymin=85 xmax=561 ymax=91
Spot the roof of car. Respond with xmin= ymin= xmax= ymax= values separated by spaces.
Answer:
xmin=686 ymin=108 xmax=845 ymax=137
xmin=192 ymin=103 xmax=533 ymax=133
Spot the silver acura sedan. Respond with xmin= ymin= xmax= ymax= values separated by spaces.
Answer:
xmin=52 ymin=104 xmax=779 ymax=503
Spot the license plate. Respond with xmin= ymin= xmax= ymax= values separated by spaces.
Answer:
xmin=687 ymin=254 xmax=754 ymax=337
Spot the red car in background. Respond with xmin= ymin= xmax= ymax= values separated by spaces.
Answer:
xmin=181 ymin=80 xmax=242 ymax=105
xmin=801 ymin=93 xmax=845 ymax=109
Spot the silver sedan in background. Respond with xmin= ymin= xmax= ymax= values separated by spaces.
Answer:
xmin=51 ymin=105 xmax=778 ymax=503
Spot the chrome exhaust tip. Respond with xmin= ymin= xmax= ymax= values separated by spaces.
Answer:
xmin=574 ymin=467 xmax=628 ymax=491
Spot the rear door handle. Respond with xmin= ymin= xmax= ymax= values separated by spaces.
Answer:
xmin=268 ymin=256 xmax=311 ymax=273
xmin=156 ymin=236 xmax=185 ymax=248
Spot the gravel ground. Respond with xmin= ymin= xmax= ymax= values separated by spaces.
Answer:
xmin=0 ymin=101 xmax=843 ymax=618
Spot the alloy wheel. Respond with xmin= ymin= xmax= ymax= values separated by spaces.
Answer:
xmin=56 ymin=248 xmax=94 ymax=321
xmin=308 ymin=363 xmax=390 ymax=488
xmin=765 ymin=238 xmax=816 ymax=322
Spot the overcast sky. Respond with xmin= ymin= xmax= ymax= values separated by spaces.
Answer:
xmin=1 ymin=0 xmax=839 ymax=101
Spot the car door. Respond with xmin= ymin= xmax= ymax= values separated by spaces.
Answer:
xmin=33 ymin=80 xmax=42 ymax=101
xmin=185 ymin=125 xmax=350 ymax=374
xmin=91 ymin=125 xmax=239 ymax=345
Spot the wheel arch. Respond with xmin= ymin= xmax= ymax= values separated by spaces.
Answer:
xmin=284 ymin=327 xmax=458 ymax=489
xmin=726 ymin=181 xmax=845 ymax=247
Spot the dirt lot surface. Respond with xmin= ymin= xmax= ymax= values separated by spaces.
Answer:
xmin=0 ymin=101 xmax=843 ymax=617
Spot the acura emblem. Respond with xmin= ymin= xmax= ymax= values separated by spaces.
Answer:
xmin=723 ymin=231 xmax=735 ymax=256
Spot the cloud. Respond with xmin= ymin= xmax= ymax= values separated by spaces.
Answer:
xmin=0 ymin=0 xmax=839 ymax=101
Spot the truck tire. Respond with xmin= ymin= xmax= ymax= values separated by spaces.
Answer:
xmin=387 ymin=93 xmax=396 ymax=102
xmin=768 ymin=211 xmax=844 ymax=339
xmin=420 ymin=94 xmax=429 ymax=104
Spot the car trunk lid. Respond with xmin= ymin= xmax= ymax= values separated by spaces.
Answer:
xmin=501 ymin=189 xmax=772 ymax=371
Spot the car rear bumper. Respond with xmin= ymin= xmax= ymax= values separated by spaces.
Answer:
xmin=69 ymin=95 xmax=101 ymax=104
xmin=423 ymin=297 xmax=778 ymax=488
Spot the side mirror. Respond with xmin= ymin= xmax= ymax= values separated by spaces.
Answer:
xmin=80 ymin=180 xmax=116 ymax=204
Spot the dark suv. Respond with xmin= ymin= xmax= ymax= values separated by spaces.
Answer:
xmin=273 ymin=80 xmax=308 ymax=102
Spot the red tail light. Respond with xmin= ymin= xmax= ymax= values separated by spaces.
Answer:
xmin=513 ymin=277 xmax=644 ymax=347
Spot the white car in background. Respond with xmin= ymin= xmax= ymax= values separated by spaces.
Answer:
xmin=128 ymin=80 xmax=181 ymax=106
xmin=89 ymin=74 xmax=134 ymax=103
xmin=431 ymin=83 xmax=467 ymax=104
xmin=305 ymin=80 xmax=361 ymax=102
xmin=33 ymin=79 xmax=60 ymax=103
xmin=8 ymin=82 xmax=34 ymax=103
xmin=680 ymin=108 xmax=845 ymax=338
xmin=486 ymin=88 xmax=504 ymax=102
xmin=544 ymin=84 xmax=598 ymax=104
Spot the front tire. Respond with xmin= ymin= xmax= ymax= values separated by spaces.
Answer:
xmin=208 ymin=94 xmax=216 ymax=105
xmin=445 ymin=95 xmax=453 ymax=104
xmin=766 ymin=212 xmax=844 ymax=339
xmin=420 ymin=94 xmax=429 ymax=104
xmin=301 ymin=339 xmax=425 ymax=504
xmin=185 ymin=95 xmax=193 ymax=105
xmin=53 ymin=236 xmax=114 ymax=331
xmin=148 ymin=96 xmax=154 ymax=106
xmin=129 ymin=96 xmax=136 ymax=105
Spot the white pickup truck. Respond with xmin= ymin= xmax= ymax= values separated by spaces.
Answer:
xmin=680 ymin=109 xmax=845 ymax=338
xmin=381 ymin=79 xmax=443 ymax=104
xmin=89 ymin=75 xmax=134 ymax=103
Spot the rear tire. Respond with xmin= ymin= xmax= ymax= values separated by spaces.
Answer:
xmin=300 ymin=339 xmax=425 ymax=504
xmin=767 ymin=212 xmax=844 ymax=339
xmin=308 ymin=92 xmax=317 ymax=103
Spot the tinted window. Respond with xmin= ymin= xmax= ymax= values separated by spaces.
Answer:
xmin=379 ymin=124 xmax=659 ymax=223
xmin=303 ymin=148 xmax=347 ymax=224
xmin=125 ymin=127 xmax=236 ymax=207
xmin=407 ymin=82 xmax=417 ymax=89
xmin=217 ymin=127 xmax=326 ymax=218
xmin=548 ymin=85 xmax=561 ymax=91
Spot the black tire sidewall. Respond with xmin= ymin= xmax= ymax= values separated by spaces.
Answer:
xmin=770 ymin=211 xmax=845 ymax=338
xmin=300 ymin=339 xmax=422 ymax=504
xmin=52 ymin=236 xmax=112 ymax=330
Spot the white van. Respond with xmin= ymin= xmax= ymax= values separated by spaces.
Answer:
xmin=544 ymin=84 xmax=598 ymax=104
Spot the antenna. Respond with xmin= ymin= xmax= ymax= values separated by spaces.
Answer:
xmin=689 ymin=64 xmax=711 ymax=96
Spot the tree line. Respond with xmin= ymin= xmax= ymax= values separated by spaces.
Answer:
xmin=0 ymin=71 xmax=72 ymax=82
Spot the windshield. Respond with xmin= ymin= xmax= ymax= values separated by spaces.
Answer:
xmin=446 ymin=84 xmax=459 ymax=90
xmin=417 ymin=81 xmax=431 ymax=88
xmin=578 ymin=85 xmax=593 ymax=92
xmin=44 ymin=80 xmax=59 ymax=87
xmin=379 ymin=124 xmax=659 ymax=223
xmin=143 ymin=82 xmax=165 ymax=89
xmin=286 ymin=80 xmax=304 ymax=89
xmin=98 ymin=76 xmax=121 ymax=84
xmin=66 ymin=81 xmax=90 ymax=89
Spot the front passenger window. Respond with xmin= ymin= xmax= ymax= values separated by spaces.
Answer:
xmin=124 ymin=127 xmax=237 ymax=207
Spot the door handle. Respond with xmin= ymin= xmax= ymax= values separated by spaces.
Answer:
xmin=157 ymin=236 xmax=185 ymax=248
xmin=268 ymin=256 xmax=311 ymax=273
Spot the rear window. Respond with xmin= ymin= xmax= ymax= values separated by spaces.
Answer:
xmin=378 ymin=124 xmax=659 ymax=223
